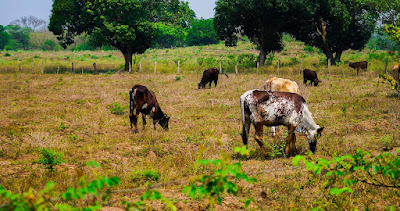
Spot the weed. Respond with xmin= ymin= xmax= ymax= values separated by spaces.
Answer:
xmin=109 ymin=102 xmax=127 ymax=115
xmin=37 ymin=148 xmax=63 ymax=171
xmin=59 ymin=122 xmax=67 ymax=130
xmin=176 ymin=75 xmax=182 ymax=81
xmin=380 ymin=135 xmax=393 ymax=151
xmin=4 ymin=52 xmax=11 ymax=57
xmin=130 ymin=169 xmax=161 ymax=183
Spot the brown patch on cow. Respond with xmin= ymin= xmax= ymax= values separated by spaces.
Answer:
xmin=254 ymin=90 xmax=305 ymax=113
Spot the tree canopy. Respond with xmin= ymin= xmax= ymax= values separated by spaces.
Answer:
xmin=0 ymin=25 xmax=10 ymax=50
xmin=186 ymin=19 xmax=219 ymax=46
xmin=49 ymin=0 xmax=194 ymax=71
xmin=214 ymin=0 xmax=313 ymax=65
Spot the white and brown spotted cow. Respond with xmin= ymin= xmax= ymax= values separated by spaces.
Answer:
xmin=129 ymin=85 xmax=170 ymax=133
xmin=240 ymin=90 xmax=323 ymax=156
xmin=265 ymin=77 xmax=300 ymax=136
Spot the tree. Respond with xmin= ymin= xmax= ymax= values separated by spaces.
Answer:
xmin=4 ymin=25 xmax=30 ymax=50
xmin=0 ymin=25 xmax=10 ymax=50
xmin=287 ymin=0 xmax=379 ymax=64
xmin=49 ymin=0 xmax=194 ymax=71
xmin=214 ymin=0 xmax=313 ymax=65
xmin=186 ymin=19 xmax=219 ymax=46
xmin=153 ymin=23 xmax=187 ymax=48
xmin=10 ymin=16 xmax=47 ymax=32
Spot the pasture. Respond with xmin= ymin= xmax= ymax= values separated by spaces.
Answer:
xmin=0 ymin=41 xmax=400 ymax=210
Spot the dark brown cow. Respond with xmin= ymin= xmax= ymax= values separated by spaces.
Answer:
xmin=198 ymin=67 xmax=228 ymax=89
xmin=129 ymin=85 xmax=169 ymax=133
xmin=303 ymin=69 xmax=321 ymax=86
xmin=240 ymin=89 xmax=323 ymax=156
xmin=349 ymin=61 xmax=368 ymax=75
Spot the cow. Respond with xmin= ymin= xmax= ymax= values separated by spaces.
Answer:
xmin=349 ymin=61 xmax=368 ymax=75
xmin=129 ymin=85 xmax=170 ymax=133
xmin=240 ymin=90 xmax=324 ymax=156
xmin=303 ymin=69 xmax=321 ymax=86
xmin=264 ymin=77 xmax=300 ymax=136
xmin=198 ymin=67 xmax=228 ymax=89
xmin=393 ymin=64 xmax=400 ymax=94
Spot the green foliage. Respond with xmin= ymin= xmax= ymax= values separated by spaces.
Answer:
xmin=59 ymin=122 xmax=67 ymax=130
xmin=0 ymin=170 xmax=120 ymax=210
xmin=304 ymin=45 xmax=315 ymax=53
xmin=109 ymin=102 xmax=127 ymax=115
xmin=183 ymin=148 xmax=256 ymax=206
xmin=293 ymin=149 xmax=400 ymax=197
xmin=186 ymin=19 xmax=219 ymax=46
xmin=124 ymin=189 xmax=176 ymax=211
xmin=4 ymin=25 xmax=30 ymax=50
xmin=4 ymin=52 xmax=11 ymax=57
xmin=130 ymin=169 xmax=161 ymax=183
xmin=153 ymin=23 xmax=187 ymax=48
xmin=37 ymin=148 xmax=63 ymax=171
xmin=379 ymin=73 xmax=399 ymax=91
xmin=237 ymin=53 xmax=257 ymax=68
xmin=175 ymin=75 xmax=182 ymax=81
xmin=41 ymin=39 xmax=57 ymax=51
xmin=0 ymin=25 xmax=10 ymax=50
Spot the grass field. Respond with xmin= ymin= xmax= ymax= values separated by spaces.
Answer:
xmin=0 ymin=41 xmax=400 ymax=210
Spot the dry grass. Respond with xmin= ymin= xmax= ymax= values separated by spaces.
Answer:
xmin=0 ymin=62 xmax=399 ymax=209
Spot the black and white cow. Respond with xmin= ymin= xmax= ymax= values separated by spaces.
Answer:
xmin=129 ymin=85 xmax=170 ymax=133
xmin=240 ymin=89 xmax=324 ymax=156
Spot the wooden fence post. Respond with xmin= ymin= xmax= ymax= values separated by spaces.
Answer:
xmin=57 ymin=64 xmax=60 ymax=74
xmin=93 ymin=63 xmax=97 ymax=75
xmin=31 ymin=64 xmax=35 ymax=73
xmin=257 ymin=62 xmax=259 ymax=74
xmin=139 ymin=62 xmax=142 ymax=73
xmin=277 ymin=60 xmax=280 ymax=74
xmin=219 ymin=61 xmax=222 ymax=73
xmin=154 ymin=61 xmax=157 ymax=74
xmin=178 ymin=60 xmax=180 ymax=74
xmin=81 ymin=67 xmax=83 ymax=75
xmin=41 ymin=62 xmax=44 ymax=74
xmin=235 ymin=61 xmax=239 ymax=74
xmin=299 ymin=58 xmax=303 ymax=74
xmin=72 ymin=62 xmax=74 ymax=73
xmin=328 ymin=59 xmax=331 ymax=75
xmin=5 ymin=67 xmax=7 ymax=73
xmin=19 ymin=61 xmax=21 ymax=72
xmin=129 ymin=62 xmax=132 ymax=73
xmin=384 ymin=57 xmax=389 ymax=74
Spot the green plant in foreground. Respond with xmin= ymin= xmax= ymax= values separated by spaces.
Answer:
xmin=293 ymin=149 xmax=400 ymax=196
xmin=124 ymin=188 xmax=176 ymax=211
xmin=0 ymin=161 xmax=120 ymax=210
xmin=130 ymin=169 xmax=161 ymax=184
xmin=183 ymin=146 xmax=256 ymax=207
xmin=37 ymin=148 xmax=63 ymax=171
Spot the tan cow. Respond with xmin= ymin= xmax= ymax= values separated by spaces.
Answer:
xmin=393 ymin=64 xmax=400 ymax=95
xmin=264 ymin=77 xmax=300 ymax=136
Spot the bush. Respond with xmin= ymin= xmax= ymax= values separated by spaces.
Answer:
xmin=37 ymin=148 xmax=63 ymax=171
xmin=4 ymin=52 xmax=11 ymax=57
xmin=109 ymin=102 xmax=127 ymax=115
xmin=304 ymin=45 xmax=315 ymax=53
xmin=130 ymin=169 xmax=161 ymax=183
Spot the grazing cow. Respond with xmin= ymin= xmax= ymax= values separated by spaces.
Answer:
xmin=264 ymin=77 xmax=300 ymax=136
xmin=129 ymin=85 xmax=170 ymax=133
xmin=303 ymin=69 xmax=321 ymax=86
xmin=349 ymin=61 xmax=368 ymax=75
xmin=198 ymin=67 xmax=229 ymax=89
xmin=393 ymin=64 xmax=400 ymax=94
xmin=240 ymin=90 xmax=324 ymax=156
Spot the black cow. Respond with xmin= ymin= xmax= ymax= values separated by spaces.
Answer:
xmin=303 ymin=69 xmax=321 ymax=86
xmin=129 ymin=85 xmax=169 ymax=133
xmin=349 ymin=61 xmax=368 ymax=75
xmin=198 ymin=67 xmax=228 ymax=89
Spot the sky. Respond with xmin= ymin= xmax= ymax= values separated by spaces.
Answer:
xmin=0 ymin=0 xmax=216 ymax=26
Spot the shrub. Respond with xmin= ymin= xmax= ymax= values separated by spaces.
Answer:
xmin=130 ymin=169 xmax=161 ymax=183
xmin=109 ymin=102 xmax=127 ymax=115
xmin=37 ymin=148 xmax=63 ymax=171
xmin=4 ymin=52 xmax=11 ymax=57
xmin=176 ymin=76 xmax=181 ymax=81
xmin=33 ymin=54 xmax=40 ymax=59
xmin=304 ymin=45 xmax=315 ymax=53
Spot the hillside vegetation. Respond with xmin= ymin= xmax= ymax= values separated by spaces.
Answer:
xmin=0 ymin=40 xmax=399 ymax=210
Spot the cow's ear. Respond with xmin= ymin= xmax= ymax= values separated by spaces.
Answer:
xmin=317 ymin=127 xmax=324 ymax=133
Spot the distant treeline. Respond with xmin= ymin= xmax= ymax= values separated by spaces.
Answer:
xmin=0 ymin=17 xmax=219 ymax=51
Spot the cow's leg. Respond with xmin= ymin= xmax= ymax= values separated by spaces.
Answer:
xmin=209 ymin=81 xmax=212 ymax=88
xmin=132 ymin=112 xmax=139 ymax=133
xmin=214 ymin=79 xmax=218 ymax=87
xmin=285 ymin=125 xmax=295 ymax=156
xmin=357 ymin=68 xmax=359 ymax=76
xmin=254 ymin=122 xmax=268 ymax=155
xmin=270 ymin=126 xmax=277 ymax=137
xmin=142 ymin=113 xmax=146 ymax=130
xmin=303 ymin=79 xmax=307 ymax=85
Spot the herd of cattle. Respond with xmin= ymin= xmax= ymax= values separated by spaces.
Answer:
xmin=128 ymin=61 xmax=400 ymax=157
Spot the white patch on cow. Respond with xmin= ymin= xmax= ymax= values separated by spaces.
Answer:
xmin=141 ymin=103 xmax=148 ymax=109
xmin=149 ymin=106 xmax=156 ymax=118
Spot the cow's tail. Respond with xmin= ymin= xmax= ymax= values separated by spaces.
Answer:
xmin=220 ymin=72 xmax=229 ymax=78
xmin=129 ymin=88 xmax=135 ymax=128
xmin=240 ymin=94 xmax=249 ymax=145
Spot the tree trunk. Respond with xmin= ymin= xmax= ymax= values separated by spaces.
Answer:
xmin=122 ymin=50 xmax=133 ymax=71
xmin=257 ymin=47 xmax=267 ymax=66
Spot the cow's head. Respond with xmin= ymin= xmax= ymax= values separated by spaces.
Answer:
xmin=313 ymin=79 xmax=322 ymax=86
xmin=198 ymin=83 xmax=205 ymax=89
xmin=158 ymin=114 xmax=170 ymax=131
xmin=307 ymin=127 xmax=324 ymax=153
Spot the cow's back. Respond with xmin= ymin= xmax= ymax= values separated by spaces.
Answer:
xmin=265 ymin=77 xmax=300 ymax=94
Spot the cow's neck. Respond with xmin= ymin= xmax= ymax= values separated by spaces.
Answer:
xmin=299 ymin=105 xmax=319 ymax=132
xmin=156 ymin=107 xmax=165 ymax=120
